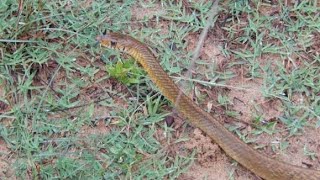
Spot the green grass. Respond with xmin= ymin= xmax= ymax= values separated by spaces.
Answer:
xmin=222 ymin=0 xmax=320 ymax=155
xmin=0 ymin=0 xmax=319 ymax=179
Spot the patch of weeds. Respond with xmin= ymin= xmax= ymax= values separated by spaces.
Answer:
xmin=106 ymin=58 xmax=145 ymax=86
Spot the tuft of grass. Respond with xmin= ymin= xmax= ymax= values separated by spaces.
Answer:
xmin=106 ymin=58 xmax=145 ymax=86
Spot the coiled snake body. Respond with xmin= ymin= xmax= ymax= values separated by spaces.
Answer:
xmin=97 ymin=33 xmax=320 ymax=180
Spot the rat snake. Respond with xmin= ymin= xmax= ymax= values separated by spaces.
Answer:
xmin=97 ymin=33 xmax=320 ymax=180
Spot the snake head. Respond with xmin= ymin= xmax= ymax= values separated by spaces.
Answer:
xmin=96 ymin=33 xmax=136 ymax=49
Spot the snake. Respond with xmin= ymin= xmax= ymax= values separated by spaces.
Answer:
xmin=97 ymin=33 xmax=320 ymax=180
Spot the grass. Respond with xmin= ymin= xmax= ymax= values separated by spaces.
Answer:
xmin=0 ymin=0 xmax=319 ymax=179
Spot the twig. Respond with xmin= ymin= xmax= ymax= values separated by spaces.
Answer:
xmin=174 ymin=0 xmax=220 ymax=106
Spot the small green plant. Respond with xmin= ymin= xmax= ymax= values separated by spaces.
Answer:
xmin=106 ymin=59 xmax=145 ymax=86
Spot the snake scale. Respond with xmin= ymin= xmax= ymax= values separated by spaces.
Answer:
xmin=97 ymin=33 xmax=320 ymax=180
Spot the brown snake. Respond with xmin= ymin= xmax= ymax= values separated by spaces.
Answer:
xmin=97 ymin=33 xmax=320 ymax=180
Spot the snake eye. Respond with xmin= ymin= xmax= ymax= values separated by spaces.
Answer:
xmin=110 ymin=41 xmax=117 ymax=47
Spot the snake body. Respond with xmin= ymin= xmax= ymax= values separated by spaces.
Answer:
xmin=97 ymin=33 xmax=320 ymax=180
